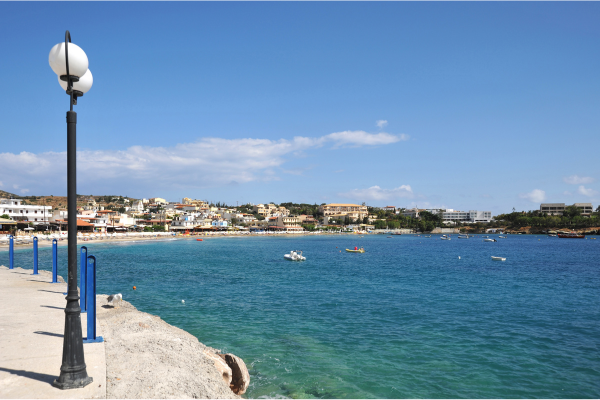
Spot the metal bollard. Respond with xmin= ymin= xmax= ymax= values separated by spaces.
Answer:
xmin=83 ymin=255 xmax=103 ymax=343
xmin=9 ymin=235 xmax=14 ymax=270
xmin=32 ymin=237 xmax=39 ymax=275
xmin=80 ymin=246 xmax=87 ymax=312
xmin=52 ymin=239 xmax=58 ymax=283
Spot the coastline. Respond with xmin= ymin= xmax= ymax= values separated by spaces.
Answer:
xmin=0 ymin=265 xmax=246 ymax=399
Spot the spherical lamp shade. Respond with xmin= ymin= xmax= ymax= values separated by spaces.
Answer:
xmin=58 ymin=69 xmax=93 ymax=94
xmin=49 ymin=42 xmax=89 ymax=78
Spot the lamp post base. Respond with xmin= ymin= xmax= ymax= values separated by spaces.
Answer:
xmin=52 ymin=376 xmax=93 ymax=390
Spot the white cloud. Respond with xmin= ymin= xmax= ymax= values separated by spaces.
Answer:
xmin=577 ymin=185 xmax=598 ymax=197
xmin=323 ymin=130 xmax=408 ymax=148
xmin=0 ymin=129 xmax=409 ymax=195
xmin=375 ymin=120 xmax=388 ymax=129
xmin=20 ymin=189 xmax=30 ymax=194
xmin=519 ymin=189 xmax=546 ymax=203
xmin=563 ymin=175 xmax=595 ymax=185
xmin=0 ymin=181 xmax=3 ymax=187
xmin=340 ymin=185 xmax=414 ymax=202
xmin=563 ymin=191 xmax=572 ymax=196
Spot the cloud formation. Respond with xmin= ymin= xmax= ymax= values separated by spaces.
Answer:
xmin=519 ymin=189 xmax=546 ymax=203
xmin=375 ymin=120 xmax=388 ymax=129
xmin=0 ymin=130 xmax=408 ymax=196
xmin=563 ymin=175 xmax=595 ymax=185
xmin=340 ymin=185 xmax=414 ymax=202
xmin=577 ymin=185 xmax=598 ymax=197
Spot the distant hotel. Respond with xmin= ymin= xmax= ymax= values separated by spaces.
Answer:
xmin=402 ymin=208 xmax=492 ymax=223
xmin=540 ymin=203 xmax=593 ymax=216
xmin=319 ymin=203 xmax=368 ymax=221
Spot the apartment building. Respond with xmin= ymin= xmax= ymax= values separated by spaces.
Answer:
xmin=319 ymin=203 xmax=368 ymax=221
xmin=0 ymin=198 xmax=52 ymax=224
xmin=273 ymin=216 xmax=303 ymax=232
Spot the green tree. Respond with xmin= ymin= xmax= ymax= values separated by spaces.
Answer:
xmin=563 ymin=205 xmax=581 ymax=219
xmin=0 ymin=214 xmax=9 ymax=219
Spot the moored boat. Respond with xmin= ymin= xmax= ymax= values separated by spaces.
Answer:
xmin=284 ymin=250 xmax=306 ymax=261
xmin=558 ymin=232 xmax=585 ymax=239
xmin=491 ymin=256 xmax=506 ymax=261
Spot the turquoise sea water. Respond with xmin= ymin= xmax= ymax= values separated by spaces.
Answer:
xmin=3 ymin=234 xmax=600 ymax=398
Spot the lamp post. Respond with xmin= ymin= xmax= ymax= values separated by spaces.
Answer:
xmin=48 ymin=30 xmax=93 ymax=390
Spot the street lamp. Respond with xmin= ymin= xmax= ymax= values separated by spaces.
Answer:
xmin=48 ymin=31 xmax=93 ymax=390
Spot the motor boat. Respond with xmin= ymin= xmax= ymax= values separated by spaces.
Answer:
xmin=491 ymin=256 xmax=506 ymax=261
xmin=558 ymin=232 xmax=585 ymax=239
xmin=484 ymin=238 xmax=497 ymax=242
xmin=457 ymin=235 xmax=469 ymax=239
xmin=498 ymin=236 xmax=507 ymax=239
xmin=284 ymin=250 xmax=306 ymax=261
xmin=440 ymin=236 xmax=451 ymax=240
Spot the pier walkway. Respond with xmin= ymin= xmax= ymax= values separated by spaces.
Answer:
xmin=0 ymin=266 xmax=105 ymax=399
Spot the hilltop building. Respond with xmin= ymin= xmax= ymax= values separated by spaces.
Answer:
xmin=540 ymin=203 xmax=593 ymax=216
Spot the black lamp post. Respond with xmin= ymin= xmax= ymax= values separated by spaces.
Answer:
xmin=49 ymin=30 xmax=94 ymax=389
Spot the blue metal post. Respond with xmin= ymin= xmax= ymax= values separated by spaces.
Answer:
xmin=80 ymin=246 xmax=87 ymax=312
xmin=83 ymin=255 xmax=103 ymax=343
xmin=9 ymin=235 xmax=14 ymax=270
xmin=52 ymin=239 xmax=58 ymax=283
xmin=32 ymin=237 xmax=39 ymax=275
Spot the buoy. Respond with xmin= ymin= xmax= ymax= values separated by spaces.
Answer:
xmin=458 ymin=256 xmax=461 ymax=259
xmin=133 ymin=286 xmax=137 ymax=290
xmin=181 ymin=300 xmax=185 ymax=304
xmin=196 ymin=239 xmax=203 ymax=241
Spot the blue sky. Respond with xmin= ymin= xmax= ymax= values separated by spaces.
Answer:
xmin=0 ymin=2 xmax=599 ymax=214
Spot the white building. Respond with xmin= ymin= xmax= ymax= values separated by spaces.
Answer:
xmin=442 ymin=210 xmax=492 ymax=223
xmin=0 ymin=198 xmax=52 ymax=224
xmin=170 ymin=215 xmax=197 ymax=230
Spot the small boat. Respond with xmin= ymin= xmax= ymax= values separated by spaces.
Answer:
xmin=548 ymin=234 xmax=557 ymax=237
xmin=484 ymin=238 xmax=497 ymax=242
xmin=424 ymin=235 xmax=431 ymax=238
xmin=387 ymin=236 xmax=393 ymax=238
xmin=346 ymin=248 xmax=365 ymax=253
xmin=491 ymin=256 xmax=506 ymax=261
xmin=440 ymin=236 xmax=451 ymax=240
xmin=498 ymin=236 xmax=507 ymax=239
xmin=482 ymin=235 xmax=489 ymax=238
xmin=457 ymin=235 xmax=469 ymax=239
xmin=284 ymin=250 xmax=306 ymax=261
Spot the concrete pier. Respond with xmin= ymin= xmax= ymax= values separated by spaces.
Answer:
xmin=0 ymin=266 xmax=105 ymax=399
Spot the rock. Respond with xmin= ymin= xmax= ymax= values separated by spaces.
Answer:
xmin=223 ymin=353 xmax=250 ymax=395
xmin=203 ymin=349 xmax=232 ymax=386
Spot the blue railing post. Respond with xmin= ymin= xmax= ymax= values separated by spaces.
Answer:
xmin=80 ymin=246 xmax=87 ymax=312
xmin=9 ymin=235 xmax=14 ymax=270
xmin=32 ymin=237 xmax=39 ymax=275
xmin=52 ymin=239 xmax=58 ymax=283
xmin=83 ymin=255 xmax=103 ymax=343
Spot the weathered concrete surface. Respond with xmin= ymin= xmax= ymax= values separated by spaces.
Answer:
xmin=96 ymin=295 xmax=238 ymax=399
xmin=0 ymin=266 xmax=106 ymax=399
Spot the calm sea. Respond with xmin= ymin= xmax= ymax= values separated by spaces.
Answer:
xmin=4 ymin=234 xmax=600 ymax=398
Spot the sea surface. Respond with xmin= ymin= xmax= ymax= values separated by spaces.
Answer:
xmin=3 ymin=234 xmax=600 ymax=398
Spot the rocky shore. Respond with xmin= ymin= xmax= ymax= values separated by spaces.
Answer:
xmin=96 ymin=295 xmax=249 ymax=399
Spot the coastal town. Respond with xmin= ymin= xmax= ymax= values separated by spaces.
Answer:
xmin=0 ymin=193 xmax=598 ymax=236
